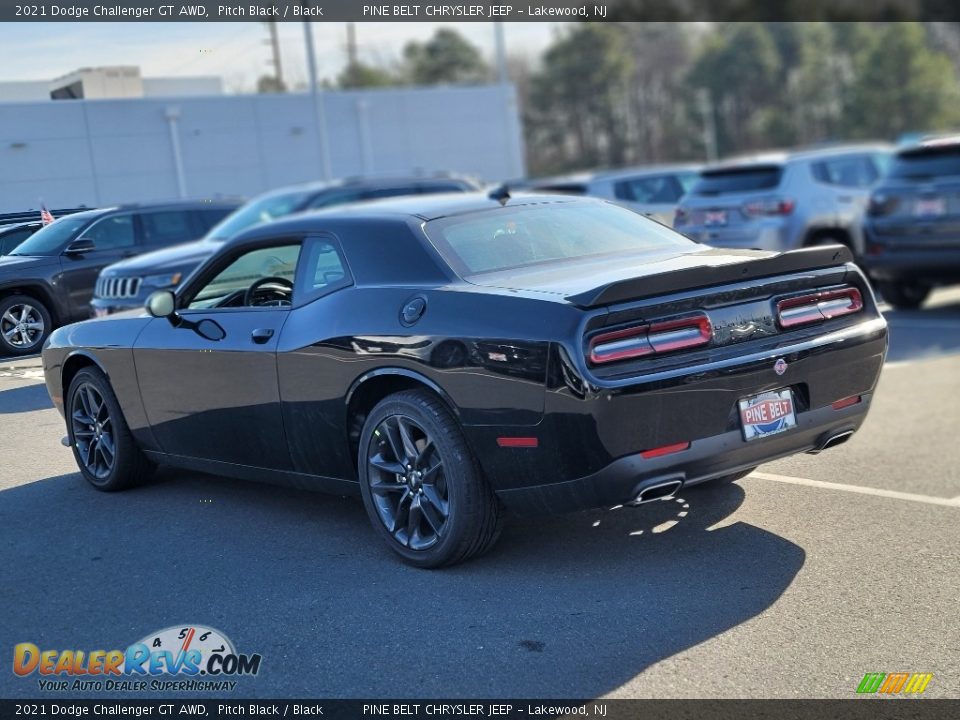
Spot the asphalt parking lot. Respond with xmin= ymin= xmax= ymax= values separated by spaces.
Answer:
xmin=1 ymin=288 xmax=958 ymax=700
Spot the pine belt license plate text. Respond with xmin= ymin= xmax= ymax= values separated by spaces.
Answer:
xmin=738 ymin=388 xmax=797 ymax=441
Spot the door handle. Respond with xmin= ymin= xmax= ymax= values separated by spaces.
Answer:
xmin=251 ymin=328 xmax=275 ymax=344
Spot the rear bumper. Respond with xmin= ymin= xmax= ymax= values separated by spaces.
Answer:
xmin=862 ymin=247 xmax=960 ymax=283
xmin=497 ymin=395 xmax=872 ymax=515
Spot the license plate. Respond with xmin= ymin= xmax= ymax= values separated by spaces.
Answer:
xmin=914 ymin=197 xmax=945 ymax=217
xmin=738 ymin=388 xmax=797 ymax=441
xmin=93 ymin=307 xmax=110 ymax=318
xmin=704 ymin=210 xmax=728 ymax=226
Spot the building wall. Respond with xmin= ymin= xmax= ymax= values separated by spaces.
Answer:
xmin=0 ymin=85 xmax=524 ymax=213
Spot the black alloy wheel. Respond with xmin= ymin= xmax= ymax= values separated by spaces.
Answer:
xmin=71 ymin=381 xmax=115 ymax=481
xmin=67 ymin=367 xmax=154 ymax=491
xmin=367 ymin=414 xmax=450 ymax=551
xmin=358 ymin=390 xmax=503 ymax=568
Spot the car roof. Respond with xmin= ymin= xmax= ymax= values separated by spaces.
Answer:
xmin=226 ymin=192 xmax=587 ymax=246
xmin=704 ymin=143 xmax=893 ymax=173
xmin=0 ymin=221 xmax=41 ymax=232
xmin=254 ymin=175 xmax=475 ymax=200
xmin=532 ymin=164 xmax=702 ymax=186
xmin=896 ymin=134 xmax=960 ymax=157
xmin=112 ymin=198 xmax=241 ymax=211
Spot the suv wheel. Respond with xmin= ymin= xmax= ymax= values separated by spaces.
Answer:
xmin=358 ymin=390 xmax=503 ymax=568
xmin=877 ymin=280 xmax=930 ymax=310
xmin=0 ymin=294 xmax=52 ymax=357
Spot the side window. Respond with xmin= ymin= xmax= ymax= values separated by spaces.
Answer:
xmin=811 ymin=156 xmax=879 ymax=188
xmin=0 ymin=227 xmax=36 ymax=254
xmin=187 ymin=243 xmax=301 ymax=310
xmin=83 ymin=214 xmax=136 ymax=249
xmin=296 ymin=237 xmax=352 ymax=303
xmin=140 ymin=211 xmax=195 ymax=245
xmin=614 ymin=175 xmax=684 ymax=204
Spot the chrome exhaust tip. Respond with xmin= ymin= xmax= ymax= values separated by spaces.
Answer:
xmin=809 ymin=429 xmax=854 ymax=454
xmin=632 ymin=478 xmax=683 ymax=505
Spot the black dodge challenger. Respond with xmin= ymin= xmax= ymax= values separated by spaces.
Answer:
xmin=43 ymin=192 xmax=887 ymax=567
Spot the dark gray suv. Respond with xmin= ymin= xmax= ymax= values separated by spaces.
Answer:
xmin=0 ymin=200 xmax=238 ymax=356
xmin=91 ymin=176 xmax=477 ymax=317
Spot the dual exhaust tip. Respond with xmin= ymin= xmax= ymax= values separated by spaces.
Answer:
xmin=631 ymin=478 xmax=683 ymax=505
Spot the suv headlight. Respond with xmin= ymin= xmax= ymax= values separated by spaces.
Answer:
xmin=143 ymin=272 xmax=182 ymax=288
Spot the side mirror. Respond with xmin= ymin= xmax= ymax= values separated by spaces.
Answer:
xmin=63 ymin=238 xmax=96 ymax=255
xmin=145 ymin=290 xmax=177 ymax=319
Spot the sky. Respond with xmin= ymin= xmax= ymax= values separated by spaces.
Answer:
xmin=0 ymin=22 xmax=565 ymax=91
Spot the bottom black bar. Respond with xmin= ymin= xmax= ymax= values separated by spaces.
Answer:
xmin=0 ymin=700 xmax=958 ymax=720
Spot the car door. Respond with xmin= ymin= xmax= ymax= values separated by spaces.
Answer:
xmin=58 ymin=212 xmax=138 ymax=319
xmin=133 ymin=239 xmax=302 ymax=470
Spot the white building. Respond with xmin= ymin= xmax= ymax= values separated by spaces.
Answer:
xmin=0 ymin=66 xmax=223 ymax=103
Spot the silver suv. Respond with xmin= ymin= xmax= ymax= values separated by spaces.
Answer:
xmin=530 ymin=164 xmax=701 ymax=225
xmin=673 ymin=144 xmax=892 ymax=255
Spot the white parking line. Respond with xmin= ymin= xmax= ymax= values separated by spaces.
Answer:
xmin=749 ymin=471 xmax=960 ymax=508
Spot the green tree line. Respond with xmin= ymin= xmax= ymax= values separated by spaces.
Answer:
xmin=329 ymin=22 xmax=960 ymax=176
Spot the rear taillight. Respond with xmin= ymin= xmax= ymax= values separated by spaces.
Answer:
xmin=776 ymin=287 xmax=863 ymax=329
xmin=589 ymin=314 xmax=712 ymax=365
xmin=673 ymin=207 xmax=689 ymax=226
xmin=742 ymin=197 xmax=795 ymax=217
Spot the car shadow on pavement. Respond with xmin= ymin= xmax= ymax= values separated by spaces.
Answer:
xmin=0 ymin=470 xmax=804 ymax=699
xmin=0 ymin=383 xmax=52 ymax=414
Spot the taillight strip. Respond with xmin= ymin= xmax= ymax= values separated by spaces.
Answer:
xmin=589 ymin=314 xmax=712 ymax=365
xmin=777 ymin=287 xmax=863 ymax=329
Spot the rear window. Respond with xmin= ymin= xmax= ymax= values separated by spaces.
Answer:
xmin=693 ymin=166 xmax=783 ymax=195
xmin=423 ymin=201 xmax=691 ymax=276
xmin=890 ymin=146 xmax=960 ymax=179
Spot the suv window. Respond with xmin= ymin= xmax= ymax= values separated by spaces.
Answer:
xmin=811 ymin=155 xmax=879 ymax=187
xmin=0 ymin=227 xmax=37 ymax=255
xmin=140 ymin=210 xmax=195 ymax=245
xmin=693 ymin=166 xmax=783 ymax=195
xmin=614 ymin=174 xmax=686 ymax=204
xmin=84 ymin=214 xmax=136 ymax=249
xmin=194 ymin=208 xmax=234 ymax=233
xmin=889 ymin=146 xmax=960 ymax=179
xmin=419 ymin=181 xmax=468 ymax=193
xmin=363 ymin=185 xmax=420 ymax=200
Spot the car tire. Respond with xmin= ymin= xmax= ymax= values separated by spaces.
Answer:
xmin=877 ymin=280 xmax=930 ymax=310
xmin=0 ymin=294 xmax=52 ymax=357
xmin=67 ymin=367 xmax=154 ymax=492
xmin=358 ymin=389 xmax=503 ymax=568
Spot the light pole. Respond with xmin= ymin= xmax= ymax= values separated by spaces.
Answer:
xmin=302 ymin=20 xmax=332 ymax=181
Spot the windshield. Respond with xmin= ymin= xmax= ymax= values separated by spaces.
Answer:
xmin=204 ymin=189 xmax=313 ymax=241
xmin=890 ymin=147 xmax=960 ymax=179
xmin=9 ymin=216 xmax=89 ymax=256
xmin=424 ymin=201 xmax=692 ymax=276
xmin=693 ymin=166 xmax=783 ymax=195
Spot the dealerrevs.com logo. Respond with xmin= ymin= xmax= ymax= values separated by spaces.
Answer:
xmin=13 ymin=625 xmax=262 ymax=692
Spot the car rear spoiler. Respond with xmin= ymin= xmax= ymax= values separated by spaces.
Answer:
xmin=565 ymin=245 xmax=855 ymax=308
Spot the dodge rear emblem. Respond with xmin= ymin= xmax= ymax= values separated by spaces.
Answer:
xmin=774 ymin=358 xmax=788 ymax=375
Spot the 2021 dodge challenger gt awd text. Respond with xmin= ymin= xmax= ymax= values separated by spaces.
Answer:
xmin=42 ymin=192 xmax=888 ymax=567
